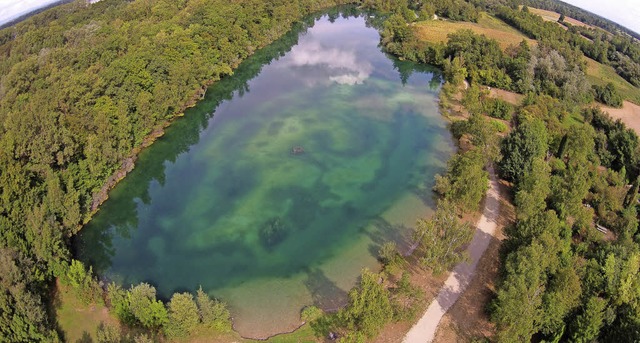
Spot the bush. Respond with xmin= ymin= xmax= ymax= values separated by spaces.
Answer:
xmin=378 ymin=242 xmax=401 ymax=267
xmin=484 ymin=98 xmax=514 ymax=120
xmin=491 ymin=119 xmax=508 ymax=133
xmin=64 ymin=259 xmax=103 ymax=305
xmin=593 ymin=83 xmax=623 ymax=108
xmin=390 ymin=273 xmax=425 ymax=321
xmin=301 ymin=306 xmax=324 ymax=322
xmin=196 ymin=287 xmax=231 ymax=332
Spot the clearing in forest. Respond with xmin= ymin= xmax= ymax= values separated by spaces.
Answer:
xmin=413 ymin=12 xmax=535 ymax=50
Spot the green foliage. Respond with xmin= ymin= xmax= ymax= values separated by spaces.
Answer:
xmin=300 ymin=306 xmax=323 ymax=322
xmin=389 ymin=272 xmax=425 ymax=321
xmin=434 ymin=149 xmax=489 ymax=211
xmin=593 ymin=83 xmax=623 ymax=108
xmin=484 ymin=98 xmax=513 ymax=120
xmin=378 ymin=241 xmax=402 ymax=268
xmin=492 ymin=242 xmax=548 ymax=342
xmin=337 ymin=269 xmax=393 ymax=338
xmin=585 ymin=107 xmax=639 ymax=177
xmin=96 ymin=323 xmax=121 ymax=343
xmin=107 ymin=283 xmax=132 ymax=324
xmin=128 ymin=283 xmax=168 ymax=329
xmin=446 ymin=30 xmax=512 ymax=88
xmin=514 ymin=158 xmax=550 ymax=220
xmin=165 ymin=293 xmax=199 ymax=338
xmin=569 ymin=296 xmax=607 ymax=343
xmin=498 ymin=117 xmax=548 ymax=184
xmin=414 ymin=199 xmax=473 ymax=274
xmin=0 ymin=248 xmax=56 ymax=342
xmin=64 ymin=259 xmax=103 ymax=305
xmin=491 ymin=119 xmax=508 ymax=133
xmin=195 ymin=287 xmax=231 ymax=332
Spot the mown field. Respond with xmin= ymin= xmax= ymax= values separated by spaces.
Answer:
xmin=413 ymin=12 xmax=535 ymax=50
xmin=585 ymin=57 xmax=640 ymax=105
xmin=527 ymin=6 xmax=593 ymax=29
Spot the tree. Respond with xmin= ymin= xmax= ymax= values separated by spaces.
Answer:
xmin=127 ymin=283 xmax=168 ymax=329
xmin=443 ymin=55 xmax=467 ymax=86
xmin=593 ymin=83 xmax=623 ymax=107
xmin=433 ymin=149 xmax=489 ymax=211
xmin=337 ymin=269 xmax=393 ymax=338
xmin=165 ymin=293 xmax=199 ymax=338
xmin=96 ymin=323 xmax=121 ymax=343
xmin=195 ymin=287 xmax=231 ymax=331
xmin=414 ymin=199 xmax=473 ymax=274
xmin=499 ymin=117 xmax=548 ymax=185
xmin=569 ymin=296 xmax=607 ymax=343
xmin=514 ymin=158 xmax=551 ymax=220
xmin=492 ymin=242 xmax=548 ymax=342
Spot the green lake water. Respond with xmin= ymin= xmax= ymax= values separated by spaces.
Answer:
xmin=75 ymin=10 xmax=453 ymax=338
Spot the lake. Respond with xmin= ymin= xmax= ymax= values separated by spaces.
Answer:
xmin=75 ymin=9 xmax=453 ymax=338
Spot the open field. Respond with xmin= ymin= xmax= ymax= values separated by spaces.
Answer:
xmin=55 ymin=282 xmax=120 ymax=343
xmin=585 ymin=57 xmax=640 ymax=105
xmin=599 ymin=101 xmax=640 ymax=136
xmin=413 ymin=12 xmax=535 ymax=50
xmin=489 ymin=88 xmax=523 ymax=106
xmin=527 ymin=6 xmax=593 ymax=29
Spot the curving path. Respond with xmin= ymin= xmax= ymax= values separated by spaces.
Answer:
xmin=403 ymin=166 xmax=500 ymax=343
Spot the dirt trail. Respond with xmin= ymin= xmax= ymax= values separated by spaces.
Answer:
xmin=403 ymin=166 xmax=500 ymax=343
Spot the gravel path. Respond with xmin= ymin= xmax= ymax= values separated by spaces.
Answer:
xmin=403 ymin=167 xmax=500 ymax=343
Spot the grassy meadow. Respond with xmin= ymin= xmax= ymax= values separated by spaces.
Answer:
xmin=585 ymin=57 xmax=640 ymax=105
xmin=413 ymin=12 xmax=535 ymax=50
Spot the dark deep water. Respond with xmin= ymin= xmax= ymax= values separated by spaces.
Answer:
xmin=75 ymin=10 xmax=453 ymax=337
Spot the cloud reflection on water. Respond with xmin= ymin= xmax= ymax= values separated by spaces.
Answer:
xmin=284 ymin=39 xmax=373 ymax=86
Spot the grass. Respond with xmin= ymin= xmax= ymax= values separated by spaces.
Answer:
xmin=412 ymin=12 xmax=535 ymax=50
xmin=585 ymin=57 xmax=640 ymax=105
xmin=55 ymin=282 xmax=119 ymax=343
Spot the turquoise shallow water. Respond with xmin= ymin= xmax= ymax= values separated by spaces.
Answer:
xmin=75 ymin=10 xmax=453 ymax=338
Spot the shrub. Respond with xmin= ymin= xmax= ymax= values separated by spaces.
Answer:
xmin=484 ymin=98 xmax=514 ymax=120
xmin=593 ymin=83 xmax=623 ymax=108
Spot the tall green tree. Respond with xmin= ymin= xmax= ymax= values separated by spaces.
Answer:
xmin=165 ymin=293 xmax=199 ymax=338
xmin=337 ymin=269 xmax=393 ymax=339
xmin=499 ymin=117 xmax=548 ymax=185
xmin=414 ymin=199 xmax=473 ymax=274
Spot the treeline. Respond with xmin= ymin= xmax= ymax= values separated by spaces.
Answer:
xmin=525 ymin=0 xmax=640 ymax=41
xmin=63 ymin=260 xmax=231 ymax=340
xmin=382 ymin=14 xmax=593 ymax=104
xmin=362 ymin=0 xmax=480 ymax=22
xmin=0 ymin=0 xmax=355 ymax=340
xmin=495 ymin=5 xmax=640 ymax=88
xmin=379 ymin=1 xmax=637 ymax=106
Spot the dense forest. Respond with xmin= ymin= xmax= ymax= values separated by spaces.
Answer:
xmin=0 ymin=0 xmax=358 ymax=341
xmin=2 ymin=0 xmax=640 ymax=342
